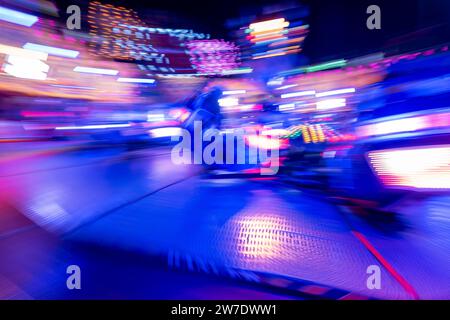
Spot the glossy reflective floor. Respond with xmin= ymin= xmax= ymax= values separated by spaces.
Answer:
xmin=0 ymin=142 xmax=449 ymax=299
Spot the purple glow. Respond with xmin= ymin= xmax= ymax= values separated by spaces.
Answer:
xmin=187 ymin=39 xmax=240 ymax=75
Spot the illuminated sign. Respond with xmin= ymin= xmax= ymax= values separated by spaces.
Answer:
xmin=0 ymin=44 xmax=49 ymax=80
xmin=186 ymin=39 xmax=240 ymax=75
xmin=236 ymin=17 xmax=309 ymax=61
xmin=87 ymin=1 xmax=212 ymax=75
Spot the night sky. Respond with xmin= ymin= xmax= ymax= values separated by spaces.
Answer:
xmin=56 ymin=0 xmax=450 ymax=63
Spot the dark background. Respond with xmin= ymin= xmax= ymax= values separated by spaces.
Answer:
xmin=54 ymin=0 xmax=450 ymax=62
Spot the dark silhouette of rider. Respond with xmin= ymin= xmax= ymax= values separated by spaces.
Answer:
xmin=183 ymin=86 xmax=223 ymax=133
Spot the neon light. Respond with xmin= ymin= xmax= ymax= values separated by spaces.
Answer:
xmin=316 ymin=98 xmax=346 ymax=110
xmin=55 ymin=124 xmax=131 ymax=130
xmin=245 ymin=18 xmax=307 ymax=61
xmin=357 ymin=112 xmax=450 ymax=138
xmin=316 ymin=88 xmax=356 ymax=98
xmin=278 ymin=103 xmax=295 ymax=111
xmin=23 ymin=43 xmax=79 ymax=58
xmin=249 ymin=18 xmax=289 ymax=33
xmin=275 ymin=84 xmax=298 ymax=90
xmin=147 ymin=113 xmax=165 ymax=122
xmin=246 ymin=135 xmax=283 ymax=150
xmin=305 ymin=59 xmax=346 ymax=73
xmin=269 ymin=37 xmax=305 ymax=47
xmin=261 ymin=129 xmax=289 ymax=136
xmin=222 ymin=68 xmax=253 ymax=75
xmin=250 ymin=34 xmax=287 ymax=43
xmin=223 ymin=90 xmax=246 ymax=95
xmin=0 ymin=6 xmax=38 ymax=27
xmin=149 ymin=127 xmax=182 ymax=138
xmin=250 ymin=29 xmax=288 ymax=39
xmin=316 ymin=124 xmax=326 ymax=142
xmin=239 ymin=104 xmax=257 ymax=111
xmin=368 ymin=146 xmax=450 ymax=189
xmin=218 ymin=97 xmax=239 ymax=107
xmin=4 ymin=55 xmax=49 ymax=80
xmin=281 ymin=90 xmax=315 ymax=99
xmin=117 ymin=77 xmax=156 ymax=83
xmin=21 ymin=111 xmax=75 ymax=118
xmin=187 ymin=39 xmax=239 ymax=75
xmin=302 ymin=126 xmax=311 ymax=143
xmin=252 ymin=51 xmax=287 ymax=60
xmin=267 ymin=78 xmax=284 ymax=86
xmin=0 ymin=44 xmax=47 ymax=60
xmin=50 ymin=85 xmax=96 ymax=90
xmin=73 ymin=67 xmax=119 ymax=75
